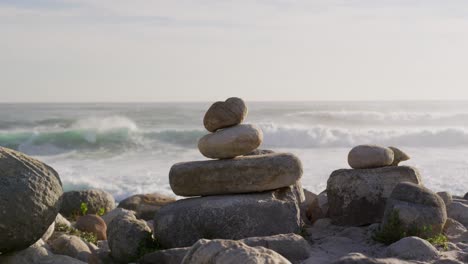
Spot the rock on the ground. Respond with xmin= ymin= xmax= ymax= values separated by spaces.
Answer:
xmin=327 ymin=166 xmax=422 ymax=226
xmin=386 ymin=236 xmax=439 ymax=261
xmin=388 ymin=146 xmax=410 ymax=166
xmin=139 ymin=247 xmax=189 ymax=264
xmin=60 ymin=189 xmax=115 ymax=218
xmin=154 ymin=185 xmax=302 ymax=248
xmin=0 ymin=147 xmax=63 ymax=253
xmin=107 ymin=213 xmax=153 ymax=263
xmin=181 ymin=239 xmax=291 ymax=264
xmin=101 ymin=208 xmax=135 ymax=226
xmin=50 ymin=234 xmax=92 ymax=262
xmin=438 ymin=191 xmax=453 ymax=206
xmin=332 ymin=253 xmax=413 ymax=264
xmin=347 ymin=145 xmax=394 ymax=169
xmin=307 ymin=190 xmax=329 ymax=224
xmin=0 ymin=239 xmax=51 ymax=264
xmin=383 ymin=182 xmax=447 ymax=237
xmin=76 ymin=214 xmax=107 ymax=240
xmin=118 ymin=193 xmax=176 ymax=220
xmin=170 ymin=153 xmax=303 ymax=196
xmin=444 ymin=218 xmax=467 ymax=238
xmin=42 ymin=222 xmax=55 ymax=242
xmin=198 ymin=124 xmax=263 ymax=159
xmin=203 ymin=97 xmax=248 ymax=132
xmin=301 ymin=189 xmax=317 ymax=225
xmin=55 ymin=213 xmax=71 ymax=227
xmin=447 ymin=201 xmax=468 ymax=228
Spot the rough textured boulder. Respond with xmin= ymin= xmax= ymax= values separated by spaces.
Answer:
xmin=170 ymin=153 xmax=303 ymax=196
xmin=438 ymin=191 xmax=453 ymax=206
xmin=386 ymin=237 xmax=439 ymax=261
xmin=60 ymin=189 xmax=115 ymax=217
xmin=181 ymin=239 xmax=291 ymax=264
xmin=240 ymin=234 xmax=311 ymax=262
xmin=139 ymin=247 xmax=189 ymax=264
xmin=50 ymin=234 xmax=92 ymax=262
xmin=154 ymin=185 xmax=302 ymax=248
xmin=107 ymin=213 xmax=153 ymax=263
xmin=0 ymin=147 xmax=63 ymax=253
xmin=307 ymin=190 xmax=329 ymax=224
xmin=388 ymin=146 xmax=410 ymax=166
xmin=383 ymin=182 xmax=447 ymax=237
xmin=76 ymin=214 xmax=107 ymax=240
xmin=101 ymin=208 xmax=135 ymax=225
xmin=347 ymin=145 xmax=394 ymax=169
xmin=447 ymin=201 xmax=468 ymax=227
xmin=118 ymin=193 xmax=176 ymax=220
xmin=198 ymin=124 xmax=263 ymax=159
xmin=327 ymin=166 xmax=422 ymax=226
xmin=203 ymin=97 xmax=247 ymax=132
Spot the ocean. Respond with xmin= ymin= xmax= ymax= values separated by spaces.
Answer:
xmin=1 ymin=101 xmax=468 ymax=201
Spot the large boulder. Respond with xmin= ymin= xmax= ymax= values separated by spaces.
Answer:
xmin=383 ymin=182 xmax=447 ymax=237
xmin=347 ymin=145 xmax=394 ymax=169
xmin=447 ymin=201 xmax=468 ymax=228
xmin=118 ymin=193 xmax=176 ymax=220
xmin=75 ymin=214 xmax=107 ymax=240
xmin=60 ymin=189 xmax=115 ymax=218
xmin=203 ymin=97 xmax=247 ymax=132
xmin=181 ymin=239 xmax=291 ymax=264
xmin=107 ymin=213 xmax=153 ymax=263
xmin=327 ymin=166 xmax=422 ymax=226
xmin=0 ymin=239 xmax=51 ymax=264
xmin=385 ymin=236 xmax=439 ymax=261
xmin=170 ymin=153 xmax=303 ymax=196
xmin=50 ymin=234 xmax=92 ymax=262
xmin=154 ymin=185 xmax=302 ymax=248
xmin=0 ymin=147 xmax=63 ymax=253
xmin=198 ymin=124 xmax=263 ymax=159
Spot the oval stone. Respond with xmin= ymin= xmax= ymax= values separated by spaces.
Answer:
xmin=203 ymin=97 xmax=248 ymax=132
xmin=347 ymin=145 xmax=394 ymax=169
xmin=170 ymin=153 xmax=303 ymax=196
xmin=198 ymin=124 xmax=263 ymax=159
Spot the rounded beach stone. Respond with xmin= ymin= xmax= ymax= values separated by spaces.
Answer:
xmin=170 ymin=153 xmax=302 ymax=196
xmin=386 ymin=236 xmax=438 ymax=261
xmin=75 ymin=214 xmax=107 ymax=241
xmin=347 ymin=145 xmax=394 ymax=169
xmin=60 ymin=189 xmax=115 ymax=218
xmin=118 ymin=193 xmax=176 ymax=220
xmin=0 ymin=147 xmax=63 ymax=253
xmin=51 ymin=234 xmax=92 ymax=262
xmin=203 ymin=97 xmax=247 ymax=132
xmin=198 ymin=124 xmax=263 ymax=159
xmin=438 ymin=191 xmax=453 ymax=206
xmin=383 ymin=182 xmax=447 ymax=237
xmin=388 ymin=146 xmax=410 ymax=166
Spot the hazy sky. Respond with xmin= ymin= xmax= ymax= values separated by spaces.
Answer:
xmin=1 ymin=0 xmax=468 ymax=102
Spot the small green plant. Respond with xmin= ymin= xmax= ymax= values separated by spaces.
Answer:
xmin=55 ymin=223 xmax=98 ymax=244
xmin=80 ymin=202 xmax=88 ymax=216
xmin=427 ymin=234 xmax=449 ymax=250
xmin=97 ymin=207 xmax=106 ymax=216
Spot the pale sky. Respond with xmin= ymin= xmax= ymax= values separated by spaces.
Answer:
xmin=1 ymin=0 xmax=468 ymax=102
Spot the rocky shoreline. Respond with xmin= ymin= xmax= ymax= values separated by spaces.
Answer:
xmin=1 ymin=98 xmax=468 ymax=264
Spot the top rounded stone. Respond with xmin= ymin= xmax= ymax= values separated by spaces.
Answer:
xmin=347 ymin=145 xmax=394 ymax=169
xmin=203 ymin=97 xmax=248 ymax=132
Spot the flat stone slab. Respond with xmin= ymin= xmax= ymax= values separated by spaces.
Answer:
xmin=327 ymin=166 xmax=422 ymax=226
xmin=169 ymin=153 xmax=303 ymax=196
xmin=154 ymin=185 xmax=302 ymax=248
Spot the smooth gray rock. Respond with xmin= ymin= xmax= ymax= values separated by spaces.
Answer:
xmin=447 ymin=201 xmax=468 ymax=228
xmin=55 ymin=213 xmax=71 ymax=227
xmin=107 ymin=213 xmax=153 ymax=263
xmin=203 ymin=97 xmax=248 ymax=132
xmin=438 ymin=191 xmax=453 ymax=206
xmin=181 ymin=239 xmax=291 ymax=264
xmin=139 ymin=247 xmax=189 ymax=264
xmin=332 ymin=253 xmax=414 ymax=264
xmin=60 ymin=189 xmax=115 ymax=218
xmin=170 ymin=153 xmax=303 ymax=196
xmin=444 ymin=218 xmax=467 ymax=237
xmin=101 ymin=208 xmax=135 ymax=226
xmin=383 ymin=182 xmax=447 ymax=237
xmin=0 ymin=147 xmax=63 ymax=253
xmin=388 ymin=146 xmax=410 ymax=166
xmin=347 ymin=145 xmax=394 ymax=169
xmin=0 ymin=239 xmax=51 ymax=264
xmin=327 ymin=166 xmax=422 ymax=226
xmin=118 ymin=193 xmax=176 ymax=220
xmin=41 ymin=222 xmax=55 ymax=242
xmin=386 ymin=236 xmax=439 ymax=261
xmin=198 ymin=124 xmax=263 ymax=159
xmin=50 ymin=234 xmax=92 ymax=262
xmin=154 ymin=185 xmax=302 ymax=248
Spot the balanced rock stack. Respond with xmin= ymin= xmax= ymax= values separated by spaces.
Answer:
xmin=154 ymin=97 xmax=305 ymax=249
xmin=327 ymin=144 xmax=422 ymax=226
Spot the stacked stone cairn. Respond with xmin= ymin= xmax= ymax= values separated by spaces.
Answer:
xmin=154 ymin=97 xmax=305 ymax=249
